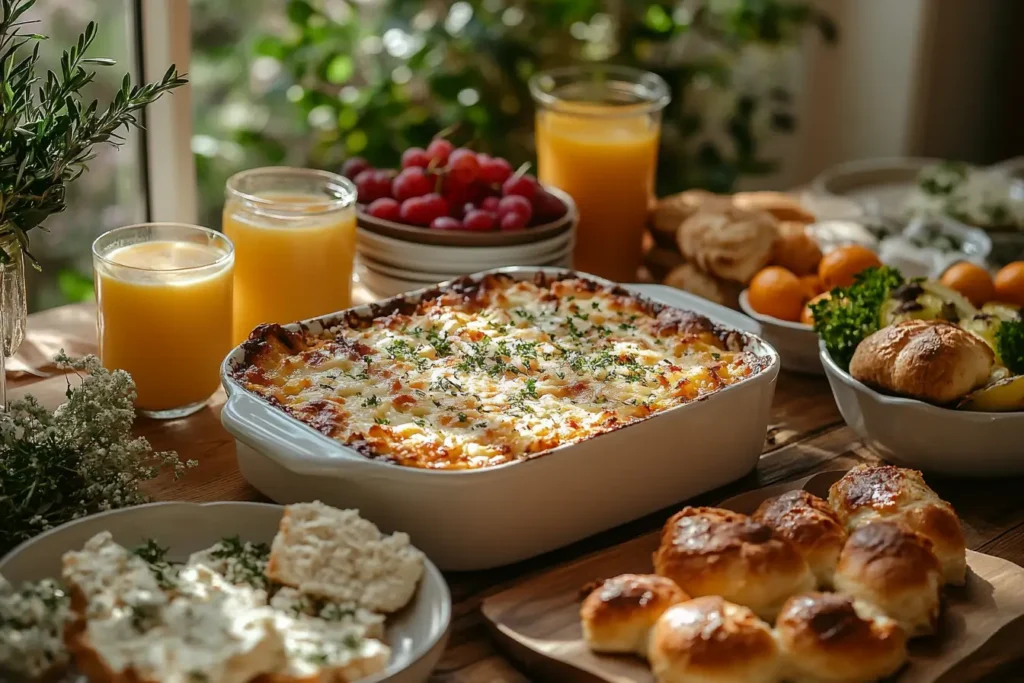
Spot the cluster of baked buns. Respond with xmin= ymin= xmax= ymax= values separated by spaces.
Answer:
xmin=580 ymin=464 xmax=966 ymax=683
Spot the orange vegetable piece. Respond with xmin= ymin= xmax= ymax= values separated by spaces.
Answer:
xmin=818 ymin=245 xmax=882 ymax=290
xmin=994 ymin=261 xmax=1024 ymax=307
xmin=799 ymin=274 xmax=824 ymax=299
xmin=801 ymin=292 xmax=831 ymax=326
xmin=748 ymin=266 xmax=807 ymax=322
xmin=940 ymin=261 xmax=995 ymax=308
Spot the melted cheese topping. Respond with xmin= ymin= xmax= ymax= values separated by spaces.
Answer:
xmin=235 ymin=275 xmax=764 ymax=470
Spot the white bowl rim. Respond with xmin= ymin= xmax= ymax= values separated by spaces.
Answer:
xmin=738 ymin=289 xmax=815 ymax=331
xmin=0 ymin=500 xmax=453 ymax=683
xmin=819 ymin=340 xmax=1024 ymax=420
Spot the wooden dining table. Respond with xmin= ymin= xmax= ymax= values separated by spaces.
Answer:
xmin=10 ymin=298 xmax=1024 ymax=683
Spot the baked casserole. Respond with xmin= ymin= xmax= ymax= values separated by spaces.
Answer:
xmin=231 ymin=273 xmax=770 ymax=470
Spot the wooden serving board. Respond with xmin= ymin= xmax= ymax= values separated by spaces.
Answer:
xmin=481 ymin=473 xmax=1024 ymax=683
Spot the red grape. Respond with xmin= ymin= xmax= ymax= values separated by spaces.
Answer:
xmin=499 ymin=212 xmax=528 ymax=231
xmin=498 ymin=195 xmax=533 ymax=223
xmin=431 ymin=216 xmax=463 ymax=230
xmin=401 ymin=194 xmax=448 ymax=226
xmin=533 ymin=189 xmax=567 ymax=223
xmin=342 ymin=156 xmax=370 ymax=179
xmin=441 ymin=173 xmax=474 ymax=207
xmin=401 ymin=147 xmax=431 ymax=169
xmin=479 ymin=196 xmax=500 ymax=212
xmin=448 ymin=148 xmax=480 ymax=183
xmin=463 ymin=210 xmax=497 ymax=231
xmin=355 ymin=169 xmax=391 ymax=203
xmin=366 ymin=197 xmax=401 ymax=222
xmin=426 ymin=138 xmax=454 ymax=165
xmin=502 ymin=173 xmax=538 ymax=200
xmin=478 ymin=154 xmax=513 ymax=185
xmin=392 ymin=167 xmax=432 ymax=202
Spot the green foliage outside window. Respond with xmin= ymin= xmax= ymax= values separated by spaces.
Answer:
xmin=190 ymin=0 xmax=835 ymax=230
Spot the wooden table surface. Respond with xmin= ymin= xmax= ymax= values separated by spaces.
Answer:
xmin=11 ymin=302 xmax=1024 ymax=682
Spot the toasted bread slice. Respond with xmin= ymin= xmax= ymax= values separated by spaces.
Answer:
xmin=258 ymin=613 xmax=390 ymax=683
xmin=61 ymin=532 xmax=167 ymax=619
xmin=267 ymin=503 xmax=424 ymax=614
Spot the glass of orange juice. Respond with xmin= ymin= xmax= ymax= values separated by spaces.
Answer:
xmin=530 ymin=66 xmax=670 ymax=282
xmin=223 ymin=167 xmax=357 ymax=344
xmin=93 ymin=223 xmax=234 ymax=419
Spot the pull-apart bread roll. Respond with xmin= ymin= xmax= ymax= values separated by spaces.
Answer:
xmin=676 ymin=207 xmax=778 ymax=284
xmin=829 ymin=465 xmax=966 ymax=585
xmin=732 ymin=191 xmax=817 ymax=224
xmin=267 ymin=501 xmax=424 ymax=613
xmin=580 ymin=574 xmax=688 ymax=657
xmin=776 ymin=592 xmax=907 ymax=683
xmin=653 ymin=507 xmax=814 ymax=621
xmin=753 ymin=491 xmax=848 ymax=589
xmin=648 ymin=596 xmax=780 ymax=683
xmin=849 ymin=320 xmax=994 ymax=405
xmin=833 ymin=522 xmax=942 ymax=637
xmin=649 ymin=190 xmax=731 ymax=247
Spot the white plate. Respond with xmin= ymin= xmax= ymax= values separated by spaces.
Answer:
xmin=738 ymin=290 xmax=822 ymax=375
xmin=359 ymin=243 xmax=573 ymax=281
xmin=0 ymin=502 xmax=451 ymax=683
xmin=820 ymin=343 xmax=1024 ymax=476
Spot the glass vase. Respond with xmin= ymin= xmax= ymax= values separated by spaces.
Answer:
xmin=0 ymin=235 xmax=27 ymax=408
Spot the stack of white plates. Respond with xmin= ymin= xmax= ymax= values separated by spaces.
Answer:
xmin=356 ymin=187 xmax=577 ymax=297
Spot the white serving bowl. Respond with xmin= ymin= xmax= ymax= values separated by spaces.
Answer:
xmin=739 ymin=290 xmax=822 ymax=375
xmin=820 ymin=343 xmax=1024 ymax=476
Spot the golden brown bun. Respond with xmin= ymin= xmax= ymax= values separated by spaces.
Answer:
xmin=833 ymin=522 xmax=942 ymax=638
xmin=771 ymin=221 xmax=823 ymax=276
xmin=650 ymin=190 xmax=731 ymax=248
xmin=776 ymin=592 xmax=907 ymax=683
xmin=676 ymin=207 xmax=778 ymax=284
xmin=648 ymin=596 xmax=780 ymax=683
xmin=644 ymin=246 xmax=686 ymax=281
xmin=580 ymin=574 xmax=689 ymax=657
xmin=733 ymin=191 xmax=817 ymax=224
xmin=653 ymin=507 xmax=815 ymax=621
xmin=663 ymin=263 xmax=742 ymax=308
xmin=753 ymin=491 xmax=848 ymax=589
xmin=849 ymin=320 xmax=994 ymax=404
xmin=829 ymin=464 xmax=966 ymax=585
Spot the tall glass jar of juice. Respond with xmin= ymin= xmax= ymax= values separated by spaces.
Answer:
xmin=530 ymin=66 xmax=669 ymax=282
xmin=224 ymin=167 xmax=357 ymax=344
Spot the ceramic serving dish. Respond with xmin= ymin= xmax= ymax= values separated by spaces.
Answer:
xmin=220 ymin=268 xmax=780 ymax=571
xmin=738 ymin=290 xmax=822 ymax=375
xmin=0 ymin=502 xmax=452 ymax=683
xmin=820 ymin=343 xmax=1024 ymax=476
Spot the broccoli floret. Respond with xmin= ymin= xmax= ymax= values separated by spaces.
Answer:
xmin=996 ymin=318 xmax=1024 ymax=374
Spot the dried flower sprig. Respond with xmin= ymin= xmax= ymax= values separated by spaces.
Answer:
xmin=0 ymin=352 xmax=196 ymax=555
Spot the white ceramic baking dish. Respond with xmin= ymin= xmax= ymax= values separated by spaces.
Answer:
xmin=220 ymin=268 xmax=780 ymax=571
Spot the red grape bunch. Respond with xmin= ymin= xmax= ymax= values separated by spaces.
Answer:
xmin=342 ymin=140 xmax=567 ymax=232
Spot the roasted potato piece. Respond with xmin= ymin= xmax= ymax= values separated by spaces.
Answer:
xmin=958 ymin=375 xmax=1024 ymax=412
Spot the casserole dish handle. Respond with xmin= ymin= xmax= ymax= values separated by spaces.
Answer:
xmin=221 ymin=391 xmax=377 ymax=477
xmin=629 ymin=283 xmax=760 ymax=335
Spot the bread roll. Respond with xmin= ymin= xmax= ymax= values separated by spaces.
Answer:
xmin=580 ymin=574 xmax=688 ymax=657
xmin=776 ymin=592 xmax=907 ymax=683
xmin=733 ymin=191 xmax=816 ymax=224
xmin=753 ymin=491 xmax=848 ymax=589
xmin=645 ymin=246 xmax=686 ymax=281
xmin=849 ymin=320 xmax=994 ymax=404
xmin=829 ymin=465 xmax=967 ymax=585
xmin=833 ymin=522 xmax=942 ymax=637
xmin=653 ymin=507 xmax=814 ymax=621
xmin=663 ymin=263 xmax=741 ymax=308
xmin=650 ymin=190 xmax=730 ymax=248
xmin=648 ymin=596 xmax=780 ymax=683
xmin=771 ymin=221 xmax=823 ymax=276
xmin=676 ymin=207 xmax=778 ymax=284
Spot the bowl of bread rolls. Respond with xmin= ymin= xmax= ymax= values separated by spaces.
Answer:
xmin=813 ymin=262 xmax=1024 ymax=475
xmin=580 ymin=464 xmax=967 ymax=683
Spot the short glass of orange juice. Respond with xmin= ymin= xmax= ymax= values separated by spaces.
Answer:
xmin=223 ymin=167 xmax=357 ymax=344
xmin=93 ymin=223 xmax=234 ymax=419
xmin=530 ymin=66 xmax=669 ymax=282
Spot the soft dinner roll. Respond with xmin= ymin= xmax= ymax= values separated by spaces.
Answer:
xmin=648 ymin=596 xmax=780 ymax=683
xmin=753 ymin=490 xmax=848 ymax=589
xmin=580 ymin=574 xmax=689 ymax=657
xmin=776 ymin=592 xmax=908 ymax=683
xmin=829 ymin=464 xmax=967 ymax=585
xmin=653 ymin=507 xmax=814 ymax=621
xmin=732 ymin=191 xmax=817 ymax=224
xmin=833 ymin=522 xmax=942 ymax=637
